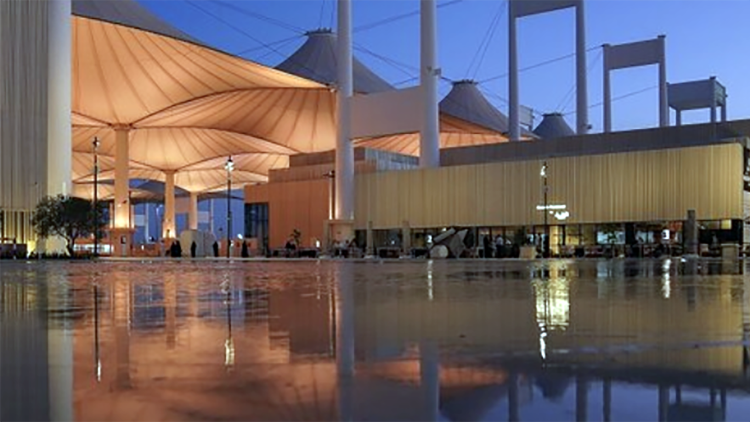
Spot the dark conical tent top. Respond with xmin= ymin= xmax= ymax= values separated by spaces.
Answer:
xmin=72 ymin=0 xmax=200 ymax=45
xmin=275 ymin=29 xmax=394 ymax=94
xmin=533 ymin=113 xmax=575 ymax=139
xmin=440 ymin=80 xmax=510 ymax=134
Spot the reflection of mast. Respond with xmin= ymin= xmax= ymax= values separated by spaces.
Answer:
xmin=508 ymin=371 xmax=519 ymax=422
xmin=335 ymin=263 xmax=354 ymax=421
xmin=48 ymin=276 xmax=74 ymax=422
xmin=603 ymin=378 xmax=611 ymax=422
xmin=113 ymin=277 xmax=131 ymax=389
xmin=420 ymin=341 xmax=440 ymax=422
xmin=744 ymin=278 xmax=749 ymax=373
xmin=576 ymin=376 xmax=588 ymax=422
xmin=165 ymin=274 xmax=177 ymax=349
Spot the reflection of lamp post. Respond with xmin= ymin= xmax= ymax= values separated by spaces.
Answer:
xmin=225 ymin=156 xmax=234 ymax=258
xmin=222 ymin=277 xmax=234 ymax=370
xmin=92 ymin=137 xmax=100 ymax=256
xmin=93 ymin=280 xmax=101 ymax=382
xmin=541 ymin=161 xmax=549 ymax=258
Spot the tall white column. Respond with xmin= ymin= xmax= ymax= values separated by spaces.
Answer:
xmin=420 ymin=0 xmax=440 ymax=167
xmin=47 ymin=0 xmax=72 ymax=198
xmin=508 ymin=3 xmax=520 ymax=141
xmin=576 ymin=1 xmax=589 ymax=134
xmin=658 ymin=35 xmax=668 ymax=128
xmin=114 ymin=127 xmax=130 ymax=228
xmin=188 ymin=192 xmax=199 ymax=230
xmin=603 ymin=44 xmax=612 ymax=133
xmin=711 ymin=103 xmax=717 ymax=124
xmin=335 ymin=0 xmax=354 ymax=221
xmin=163 ymin=171 xmax=176 ymax=238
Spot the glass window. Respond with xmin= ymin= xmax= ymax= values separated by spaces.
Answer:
xmin=245 ymin=203 xmax=269 ymax=250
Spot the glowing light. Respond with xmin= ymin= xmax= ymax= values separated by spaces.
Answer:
xmin=553 ymin=211 xmax=570 ymax=221
xmin=427 ymin=260 xmax=434 ymax=301
xmin=662 ymin=259 xmax=671 ymax=299
xmin=536 ymin=204 xmax=567 ymax=211
xmin=224 ymin=338 xmax=235 ymax=368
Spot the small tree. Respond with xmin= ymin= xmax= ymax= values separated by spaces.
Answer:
xmin=32 ymin=195 xmax=107 ymax=256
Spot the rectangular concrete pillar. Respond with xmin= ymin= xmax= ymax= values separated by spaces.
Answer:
xmin=685 ymin=209 xmax=698 ymax=256
xmin=402 ymin=220 xmax=411 ymax=256
xmin=366 ymin=220 xmax=374 ymax=256
xmin=188 ymin=192 xmax=199 ymax=230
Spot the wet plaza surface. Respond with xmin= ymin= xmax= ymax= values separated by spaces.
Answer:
xmin=2 ymin=259 xmax=750 ymax=421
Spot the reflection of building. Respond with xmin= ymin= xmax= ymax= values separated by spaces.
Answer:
xmin=3 ymin=260 xmax=749 ymax=421
xmin=0 ymin=281 xmax=51 ymax=421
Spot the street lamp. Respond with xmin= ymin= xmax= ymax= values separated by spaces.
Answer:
xmin=541 ymin=161 xmax=550 ymax=258
xmin=225 ymin=156 xmax=235 ymax=258
xmin=324 ymin=170 xmax=335 ymax=220
xmin=92 ymin=137 xmax=101 ymax=257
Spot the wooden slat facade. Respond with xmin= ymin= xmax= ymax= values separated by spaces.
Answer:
xmin=355 ymin=143 xmax=744 ymax=230
xmin=247 ymin=143 xmax=743 ymax=248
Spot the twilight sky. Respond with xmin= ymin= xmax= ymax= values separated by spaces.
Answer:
xmin=141 ymin=0 xmax=750 ymax=132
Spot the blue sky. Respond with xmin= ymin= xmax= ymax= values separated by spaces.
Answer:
xmin=141 ymin=0 xmax=750 ymax=132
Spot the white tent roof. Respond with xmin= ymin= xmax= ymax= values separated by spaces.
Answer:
xmin=276 ymin=29 xmax=394 ymax=94
xmin=276 ymin=32 xmax=515 ymax=156
xmin=533 ymin=113 xmax=575 ymax=139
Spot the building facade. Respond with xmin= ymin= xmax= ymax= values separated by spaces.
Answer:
xmin=245 ymin=120 xmax=750 ymax=256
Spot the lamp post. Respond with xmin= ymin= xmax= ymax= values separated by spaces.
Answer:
xmin=541 ymin=161 xmax=549 ymax=258
xmin=325 ymin=170 xmax=336 ymax=220
xmin=225 ymin=156 xmax=234 ymax=258
xmin=92 ymin=137 xmax=100 ymax=257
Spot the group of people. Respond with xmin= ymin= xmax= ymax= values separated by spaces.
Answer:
xmin=165 ymin=239 xmax=250 ymax=258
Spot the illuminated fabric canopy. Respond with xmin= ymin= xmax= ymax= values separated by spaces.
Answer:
xmin=70 ymin=1 xmax=522 ymax=196
xmin=71 ymin=0 xmax=331 ymax=194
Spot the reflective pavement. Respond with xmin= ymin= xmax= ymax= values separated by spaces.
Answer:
xmin=1 ymin=258 xmax=750 ymax=421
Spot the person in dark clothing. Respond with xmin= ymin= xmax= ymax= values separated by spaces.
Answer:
xmin=169 ymin=241 xmax=176 ymax=258
xmin=190 ymin=241 xmax=197 ymax=258
xmin=212 ymin=241 xmax=220 ymax=257
xmin=482 ymin=235 xmax=493 ymax=258
xmin=241 ymin=241 xmax=249 ymax=258
xmin=175 ymin=241 xmax=182 ymax=258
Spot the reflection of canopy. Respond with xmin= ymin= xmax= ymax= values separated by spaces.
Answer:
xmin=71 ymin=0 xmax=330 ymax=194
